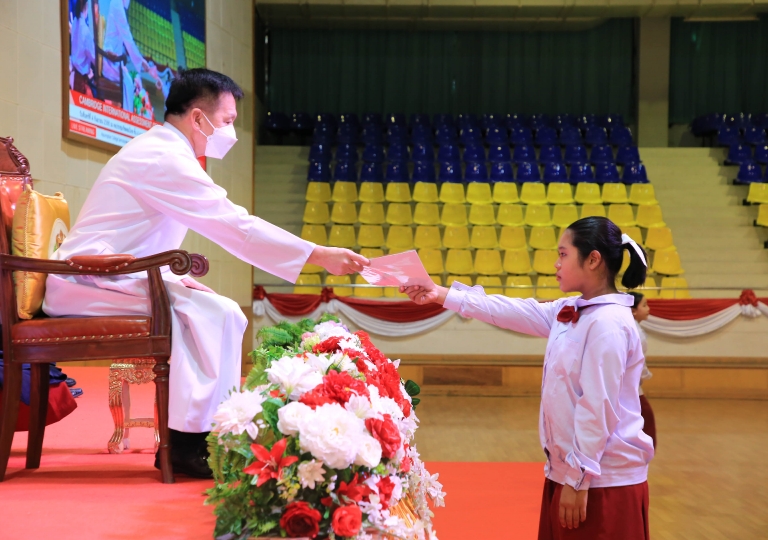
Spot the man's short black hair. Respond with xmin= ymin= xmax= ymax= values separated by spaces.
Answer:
xmin=165 ymin=68 xmax=244 ymax=116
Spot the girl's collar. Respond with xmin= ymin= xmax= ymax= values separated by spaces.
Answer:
xmin=572 ymin=293 xmax=635 ymax=309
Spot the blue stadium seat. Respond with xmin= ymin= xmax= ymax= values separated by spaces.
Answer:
xmin=435 ymin=125 xmax=458 ymax=145
xmin=554 ymin=114 xmax=574 ymax=130
xmin=335 ymin=143 xmax=358 ymax=163
xmin=505 ymin=113 xmax=525 ymax=130
xmin=411 ymin=124 xmax=434 ymax=145
xmin=438 ymin=143 xmax=461 ymax=162
xmin=465 ymin=162 xmax=489 ymax=182
xmin=362 ymin=113 xmax=383 ymax=126
xmin=490 ymin=162 xmax=515 ymax=183
xmin=564 ymin=145 xmax=588 ymax=165
xmin=744 ymin=126 xmax=767 ymax=146
xmin=528 ymin=114 xmax=551 ymax=131
xmin=360 ymin=162 xmax=384 ymax=183
xmin=539 ymin=145 xmax=563 ymax=164
xmin=559 ymin=126 xmax=582 ymax=146
xmin=535 ymin=126 xmax=559 ymax=147
xmin=754 ymin=144 xmax=768 ymax=165
xmin=513 ymin=144 xmax=536 ymax=164
xmin=615 ymin=146 xmax=640 ymax=165
xmin=410 ymin=113 xmax=431 ymax=128
xmin=457 ymin=113 xmax=479 ymax=129
xmin=575 ymin=114 xmax=597 ymax=131
xmin=460 ymin=126 xmax=483 ymax=146
xmin=387 ymin=113 xmax=407 ymax=127
xmin=363 ymin=144 xmax=385 ymax=163
xmin=336 ymin=123 xmax=358 ymax=145
xmin=439 ymin=161 xmax=463 ymax=183
xmin=570 ymin=162 xmax=595 ymax=183
xmin=386 ymin=162 xmax=410 ymax=183
xmin=609 ymin=126 xmax=633 ymax=147
xmin=725 ymin=143 xmax=753 ymax=165
xmin=489 ymin=145 xmax=512 ymax=163
xmin=413 ymin=162 xmax=437 ymax=183
xmin=736 ymin=161 xmax=762 ymax=184
xmin=412 ymin=142 xmax=435 ymax=163
xmin=312 ymin=124 xmax=335 ymax=144
xmin=516 ymin=162 xmax=541 ymax=182
xmin=464 ymin=143 xmax=486 ymax=162
xmin=622 ymin=162 xmax=649 ymax=184
xmin=751 ymin=113 xmax=768 ymax=128
xmin=717 ymin=125 xmax=741 ymax=147
xmin=585 ymin=126 xmax=608 ymax=146
xmin=599 ymin=114 xmax=624 ymax=130
xmin=595 ymin=162 xmax=620 ymax=184
xmin=691 ymin=113 xmax=723 ymax=137
xmin=510 ymin=127 xmax=534 ymax=146
xmin=542 ymin=162 xmax=568 ymax=183
xmin=339 ymin=113 xmax=359 ymax=128
xmin=315 ymin=113 xmax=337 ymax=127
xmin=590 ymin=144 xmax=614 ymax=164
xmin=387 ymin=142 xmax=410 ymax=163
xmin=334 ymin=161 xmax=357 ymax=182
xmin=308 ymin=160 xmax=332 ymax=182
xmin=433 ymin=114 xmax=455 ymax=128
xmin=386 ymin=124 xmax=408 ymax=145
xmin=361 ymin=124 xmax=383 ymax=145
xmin=289 ymin=112 xmax=313 ymax=135
xmin=309 ymin=142 xmax=332 ymax=162
xmin=724 ymin=113 xmax=748 ymax=130
xmin=486 ymin=126 xmax=509 ymax=145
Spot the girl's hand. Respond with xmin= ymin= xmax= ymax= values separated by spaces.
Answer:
xmin=559 ymin=484 xmax=588 ymax=529
xmin=399 ymin=283 xmax=448 ymax=305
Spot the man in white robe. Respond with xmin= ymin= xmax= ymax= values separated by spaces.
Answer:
xmin=43 ymin=68 xmax=367 ymax=477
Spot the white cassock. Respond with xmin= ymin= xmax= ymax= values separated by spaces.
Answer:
xmin=102 ymin=0 xmax=145 ymax=83
xmin=43 ymin=123 xmax=314 ymax=432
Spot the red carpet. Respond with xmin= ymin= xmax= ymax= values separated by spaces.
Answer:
xmin=0 ymin=367 xmax=543 ymax=539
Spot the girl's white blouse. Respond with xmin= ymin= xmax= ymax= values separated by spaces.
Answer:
xmin=444 ymin=282 xmax=655 ymax=489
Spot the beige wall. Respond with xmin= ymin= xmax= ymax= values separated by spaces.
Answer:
xmin=0 ymin=0 xmax=255 ymax=308
xmin=637 ymin=17 xmax=671 ymax=148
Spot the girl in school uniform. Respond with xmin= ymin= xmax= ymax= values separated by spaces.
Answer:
xmin=629 ymin=292 xmax=657 ymax=449
xmin=401 ymin=216 xmax=655 ymax=539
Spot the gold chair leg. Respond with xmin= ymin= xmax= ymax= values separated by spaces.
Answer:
xmin=108 ymin=366 xmax=126 ymax=454
xmin=108 ymin=359 xmax=157 ymax=454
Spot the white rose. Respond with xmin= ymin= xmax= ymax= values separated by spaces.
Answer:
xmin=211 ymin=389 xmax=266 ymax=439
xmin=298 ymin=404 xmax=365 ymax=469
xmin=277 ymin=401 xmax=312 ymax=436
xmin=266 ymin=355 xmax=323 ymax=400
xmin=354 ymin=433 xmax=383 ymax=468
xmin=345 ymin=394 xmax=375 ymax=419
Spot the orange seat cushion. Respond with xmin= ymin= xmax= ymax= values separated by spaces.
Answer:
xmin=11 ymin=316 xmax=151 ymax=344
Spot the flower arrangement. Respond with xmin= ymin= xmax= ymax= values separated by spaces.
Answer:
xmin=206 ymin=314 xmax=446 ymax=540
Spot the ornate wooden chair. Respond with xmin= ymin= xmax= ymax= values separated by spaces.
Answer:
xmin=0 ymin=137 xmax=208 ymax=484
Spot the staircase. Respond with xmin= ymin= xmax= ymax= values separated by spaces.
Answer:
xmin=642 ymin=148 xmax=768 ymax=297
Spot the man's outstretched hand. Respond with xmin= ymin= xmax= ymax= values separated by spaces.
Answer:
xmin=399 ymin=282 xmax=449 ymax=306
xmin=308 ymin=246 xmax=370 ymax=275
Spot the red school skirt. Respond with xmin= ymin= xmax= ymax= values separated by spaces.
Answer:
xmin=537 ymin=479 xmax=649 ymax=540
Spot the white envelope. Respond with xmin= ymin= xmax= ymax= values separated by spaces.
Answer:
xmin=359 ymin=250 xmax=432 ymax=288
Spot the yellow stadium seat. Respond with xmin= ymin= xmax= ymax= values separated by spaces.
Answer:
xmin=303 ymin=202 xmax=330 ymax=224
xmin=529 ymin=226 xmax=558 ymax=250
xmin=359 ymin=182 xmax=385 ymax=203
xmin=301 ymin=263 xmax=324 ymax=274
xmin=467 ymin=182 xmax=493 ymax=205
xmin=306 ymin=181 xmax=332 ymax=202
xmin=574 ymin=183 xmax=602 ymax=205
xmin=359 ymin=202 xmax=385 ymax=224
xmin=497 ymin=204 xmax=525 ymax=227
xmin=414 ymin=225 xmax=442 ymax=249
xmin=493 ymin=182 xmax=520 ymax=204
xmin=607 ymin=204 xmax=636 ymax=227
xmin=547 ymin=183 xmax=575 ymax=205
xmin=386 ymin=225 xmax=414 ymax=251
xmin=580 ymin=204 xmax=606 ymax=219
xmin=359 ymin=248 xmax=384 ymax=259
xmin=358 ymin=225 xmax=385 ymax=247
xmin=294 ymin=274 xmax=322 ymax=295
xmin=660 ymin=277 xmax=691 ymax=299
xmin=440 ymin=183 xmax=466 ymax=204
xmin=418 ymin=248 xmax=445 ymax=274
xmin=503 ymin=249 xmax=533 ymax=274
xmin=499 ymin=226 xmax=527 ymax=250
xmin=532 ymin=249 xmax=558 ymax=275
xmin=552 ymin=205 xmax=579 ymax=229
xmin=645 ymin=226 xmax=675 ymax=251
xmin=331 ymin=202 xmax=358 ymax=224
xmin=652 ymin=249 xmax=684 ymax=275
xmin=384 ymin=287 xmax=409 ymax=299
xmin=537 ymin=276 xmax=565 ymax=300
xmin=746 ymin=183 xmax=768 ymax=205
xmin=476 ymin=276 xmax=504 ymax=295
xmin=474 ymin=249 xmax=503 ymax=275
xmin=443 ymin=226 xmax=471 ymax=249
xmin=413 ymin=203 xmax=441 ymax=225
xmin=757 ymin=204 xmax=768 ymax=227
xmin=328 ymin=225 xmax=356 ymax=248
xmin=355 ymin=275 xmax=383 ymax=298
xmin=634 ymin=276 xmax=659 ymax=299
xmin=469 ymin=204 xmax=496 ymax=225
xmin=385 ymin=182 xmax=412 ymax=203
xmin=471 ymin=226 xmax=499 ymax=249
xmin=520 ymin=182 xmax=547 ymax=205
xmin=445 ymin=249 xmax=474 ymax=275
xmin=300 ymin=224 xmax=327 ymax=245
xmin=332 ymin=181 xmax=358 ymax=203
xmin=430 ymin=274 xmax=443 ymax=286
xmin=622 ymin=226 xmax=644 ymax=247
xmin=326 ymin=275 xmax=353 ymax=297
xmin=446 ymin=275 xmax=473 ymax=287
xmin=602 ymin=183 xmax=628 ymax=204
xmin=636 ymin=204 xmax=666 ymax=228
xmin=386 ymin=203 xmax=413 ymax=225
xmin=629 ymin=184 xmax=659 ymax=206
xmin=505 ymin=275 xmax=534 ymax=298
xmin=524 ymin=204 xmax=553 ymax=227
xmin=413 ymin=182 xmax=439 ymax=203
xmin=441 ymin=203 xmax=468 ymax=226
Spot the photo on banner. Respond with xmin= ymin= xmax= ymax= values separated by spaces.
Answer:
xmin=60 ymin=0 xmax=206 ymax=152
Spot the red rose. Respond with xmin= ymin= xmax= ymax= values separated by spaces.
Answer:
xmin=376 ymin=476 xmax=395 ymax=509
xmin=355 ymin=331 xmax=388 ymax=366
xmin=322 ymin=370 xmax=370 ymax=404
xmin=279 ymin=501 xmax=322 ymax=539
xmin=400 ymin=456 xmax=412 ymax=473
xmin=299 ymin=389 xmax=335 ymax=409
xmin=313 ymin=336 xmax=344 ymax=354
xmin=365 ymin=414 xmax=401 ymax=459
xmin=332 ymin=505 xmax=363 ymax=537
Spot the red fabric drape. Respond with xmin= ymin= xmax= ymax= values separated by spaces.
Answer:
xmin=0 ymin=382 xmax=77 ymax=432
xmin=335 ymin=296 xmax=447 ymax=322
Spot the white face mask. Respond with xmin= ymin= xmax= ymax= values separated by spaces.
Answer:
xmin=200 ymin=113 xmax=237 ymax=159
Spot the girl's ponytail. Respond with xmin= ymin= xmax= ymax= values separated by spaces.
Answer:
xmin=621 ymin=238 xmax=648 ymax=290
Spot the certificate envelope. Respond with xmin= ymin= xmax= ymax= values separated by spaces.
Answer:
xmin=359 ymin=250 xmax=432 ymax=288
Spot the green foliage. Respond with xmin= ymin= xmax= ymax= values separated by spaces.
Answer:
xmin=257 ymin=326 xmax=294 ymax=347
xmin=404 ymin=379 xmax=421 ymax=397
xmin=318 ymin=312 xmax=340 ymax=324
xmin=261 ymin=397 xmax=285 ymax=436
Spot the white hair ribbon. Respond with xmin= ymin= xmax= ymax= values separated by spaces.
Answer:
xmin=621 ymin=234 xmax=647 ymax=267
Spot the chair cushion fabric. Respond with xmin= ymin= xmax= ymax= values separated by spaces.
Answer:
xmin=12 ymin=316 xmax=152 ymax=344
